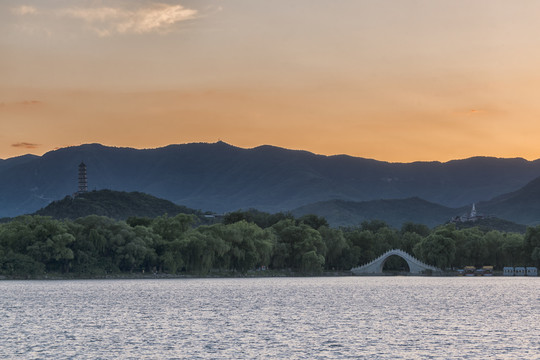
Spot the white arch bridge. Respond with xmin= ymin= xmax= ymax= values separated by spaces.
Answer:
xmin=351 ymin=249 xmax=442 ymax=275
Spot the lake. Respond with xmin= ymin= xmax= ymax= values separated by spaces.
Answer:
xmin=1 ymin=277 xmax=538 ymax=359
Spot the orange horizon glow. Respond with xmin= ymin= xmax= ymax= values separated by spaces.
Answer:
xmin=3 ymin=1 xmax=540 ymax=162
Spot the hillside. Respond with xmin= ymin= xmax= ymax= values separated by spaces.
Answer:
xmin=34 ymin=189 xmax=203 ymax=220
xmin=292 ymin=197 xmax=463 ymax=228
xmin=292 ymin=175 xmax=540 ymax=229
xmin=480 ymin=176 xmax=540 ymax=226
xmin=2 ymin=142 xmax=540 ymax=218
xmin=453 ymin=217 xmax=527 ymax=234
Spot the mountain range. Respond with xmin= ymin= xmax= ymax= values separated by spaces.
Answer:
xmin=30 ymin=190 xmax=529 ymax=233
xmin=291 ymin=197 xmax=464 ymax=228
xmin=291 ymin=196 xmax=533 ymax=231
xmin=2 ymin=142 xmax=540 ymax=226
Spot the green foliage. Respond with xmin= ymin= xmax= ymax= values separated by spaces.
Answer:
xmin=400 ymin=232 xmax=423 ymax=255
xmin=524 ymin=225 xmax=540 ymax=267
xmin=361 ymin=220 xmax=390 ymax=232
xmin=222 ymin=209 xmax=293 ymax=228
xmin=271 ymin=219 xmax=326 ymax=271
xmin=401 ymin=222 xmax=431 ymax=237
xmin=298 ymin=214 xmax=329 ymax=230
xmin=319 ymin=226 xmax=348 ymax=270
xmin=1 ymin=251 xmax=45 ymax=276
xmin=343 ymin=228 xmax=376 ymax=266
xmin=454 ymin=217 xmax=527 ymax=234
xmin=152 ymin=214 xmax=194 ymax=242
xmin=414 ymin=232 xmax=456 ymax=270
xmin=127 ymin=216 xmax=153 ymax=227
xmin=0 ymin=212 xmax=538 ymax=278
xmin=501 ymin=233 xmax=526 ymax=266
xmin=301 ymin=251 xmax=325 ymax=273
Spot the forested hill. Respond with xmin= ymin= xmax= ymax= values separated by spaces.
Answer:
xmin=34 ymin=190 xmax=203 ymax=220
xmin=292 ymin=197 xmax=463 ymax=228
xmin=480 ymin=176 xmax=540 ymax=226
xmin=292 ymin=178 xmax=540 ymax=229
xmin=2 ymin=142 xmax=540 ymax=218
xmin=292 ymin=197 xmax=528 ymax=232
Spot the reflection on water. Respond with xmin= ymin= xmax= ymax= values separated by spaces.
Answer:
xmin=1 ymin=277 xmax=539 ymax=359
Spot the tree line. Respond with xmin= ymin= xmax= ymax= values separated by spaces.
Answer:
xmin=1 ymin=210 xmax=539 ymax=277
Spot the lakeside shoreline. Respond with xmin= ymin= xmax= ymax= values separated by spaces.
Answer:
xmin=0 ymin=270 xmax=352 ymax=281
xmin=2 ymin=270 xmax=498 ymax=280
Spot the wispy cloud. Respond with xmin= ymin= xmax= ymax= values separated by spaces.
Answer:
xmin=0 ymin=100 xmax=43 ymax=109
xmin=12 ymin=142 xmax=41 ymax=149
xmin=21 ymin=100 xmax=42 ymax=106
xmin=60 ymin=3 xmax=198 ymax=36
xmin=12 ymin=5 xmax=38 ymax=15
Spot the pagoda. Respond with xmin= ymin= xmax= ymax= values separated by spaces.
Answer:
xmin=77 ymin=162 xmax=88 ymax=194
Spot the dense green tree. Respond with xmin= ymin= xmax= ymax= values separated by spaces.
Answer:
xmin=460 ymin=228 xmax=488 ymax=267
xmin=482 ymin=230 xmax=505 ymax=268
xmin=152 ymin=214 xmax=194 ymax=241
xmin=298 ymin=214 xmax=329 ymax=230
xmin=222 ymin=211 xmax=250 ymax=225
xmin=126 ymin=216 xmax=153 ymax=228
xmin=301 ymin=250 xmax=325 ymax=273
xmin=1 ymin=210 xmax=538 ymax=277
xmin=175 ymin=227 xmax=231 ymax=274
xmin=343 ymin=229 xmax=375 ymax=266
xmin=0 ymin=216 xmax=42 ymax=254
xmin=400 ymin=231 xmax=424 ymax=255
xmin=524 ymin=225 xmax=540 ymax=267
xmin=272 ymin=219 xmax=325 ymax=271
xmin=149 ymin=214 xmax=194 ymax=272
xmin=360 ymin=219 xmax=390 ymax=232
xmin=501 ymin=233 xmax=526 ymax=266
xmin=115 ymin=225 xmax=158 ymax=272
xmin=414 ymin=230 xmax=456 ymax=270
xmin=0 ymin=216 xmax=74 ymax=272
xmin=72 ymin=216 xmax=137 ymax=273
xmin=223 ymin=209 xmax=294 ymax=229
xmin=373 ymin=227 xmax=400 ymax=254
xmin=1 ymin=251 xmax=45 ymax=276
xmin=210 ymin=221 xmax=273 ymax=273
xmin=319 ymin=226 xmax=349 ymax=270
xmin=401 ymin=222 xmax=431 ymax=237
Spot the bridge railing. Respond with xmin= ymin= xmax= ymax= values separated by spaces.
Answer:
xmin=390 ymin=249 xmax=439 ymax=270
xmin=352 ymin=248 xmax=440 ymax=272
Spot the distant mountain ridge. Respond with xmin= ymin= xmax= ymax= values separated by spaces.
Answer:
xmin=291 ymin=197 xmax=464 ymax=228
xmin=293 ymin=174 xmax=540 ymax=228
xmin=2 ymin=142 xmax=540 ymax=218
xmin=480 ymin=176 xmax=540 ymax=226
xmin=291 ymin=196 xmax=531 ymax=230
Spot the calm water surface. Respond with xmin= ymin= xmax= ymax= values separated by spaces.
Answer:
xmin=1 ymin=277 xmax=539 ymax=359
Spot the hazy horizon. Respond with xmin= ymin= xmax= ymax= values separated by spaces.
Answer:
xmin=3 ymin=1 xmax=540 ymax=161
xmin=2 ymin=141 xmax=538 ymax=164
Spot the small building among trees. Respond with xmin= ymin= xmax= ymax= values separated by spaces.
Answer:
xmin=451 ymin=203 xmax=486 ymax=223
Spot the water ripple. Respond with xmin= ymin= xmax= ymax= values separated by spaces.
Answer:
xmin=0 ymin=277 xmax=538 ymax=359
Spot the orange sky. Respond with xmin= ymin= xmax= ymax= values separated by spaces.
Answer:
xmin=2 ymin=0 xmax=540 ymax=162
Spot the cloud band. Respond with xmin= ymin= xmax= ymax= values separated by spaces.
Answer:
xmin=12 ymin=142 xmax=41 ymax=149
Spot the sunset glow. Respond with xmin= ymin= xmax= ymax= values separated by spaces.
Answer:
xmin=3 ymin=0 xmax=540 ymax=161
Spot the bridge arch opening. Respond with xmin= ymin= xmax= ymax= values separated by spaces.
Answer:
xmin=382 ymin=255 xmax=410 ymax=273
xmin=351 ymin=249 xmax=441 ymax=275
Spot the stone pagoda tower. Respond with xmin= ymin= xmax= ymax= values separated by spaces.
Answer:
xmin=78 ymin=162 xmax=88 ymax=194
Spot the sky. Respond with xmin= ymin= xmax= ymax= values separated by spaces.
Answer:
xmin=2 ymin=0 xmax=540 ymax=162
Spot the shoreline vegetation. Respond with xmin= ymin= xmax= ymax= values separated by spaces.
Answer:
xmin=1 ymin=210 xmax=539 ymax=280
xmin=0 ymin=269 xmax=356 ymax=281
xmin=0 ymin=269 xmax=519 ymax=281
